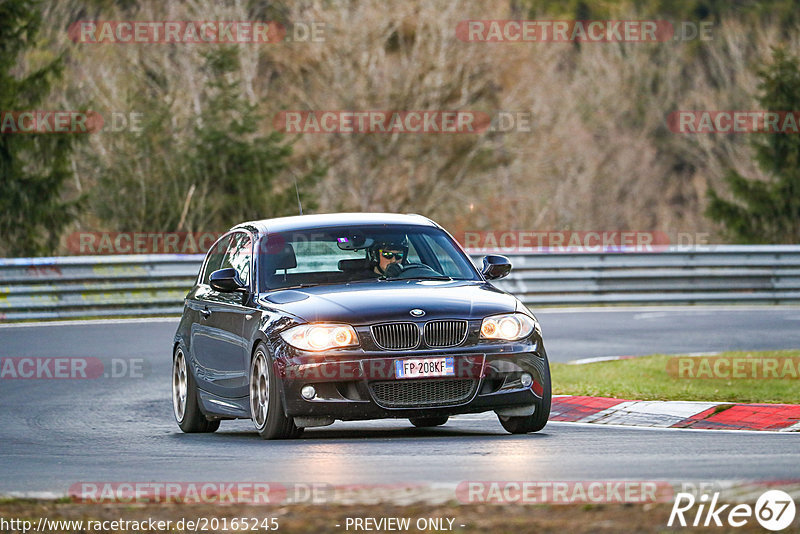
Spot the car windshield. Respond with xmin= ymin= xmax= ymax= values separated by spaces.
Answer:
xmin=257 ymin=224 xmax=480 ymax=291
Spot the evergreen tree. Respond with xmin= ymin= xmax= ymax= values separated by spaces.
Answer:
xmin=91 ymin=46 xmax=323 ymax=233
xmin=186 ymin=47 xmax=323 ymax=228
xmin=706 ymin=48 xmax=800 ymax=243
xmin=0 ymin=0 xmax=82 ymax=256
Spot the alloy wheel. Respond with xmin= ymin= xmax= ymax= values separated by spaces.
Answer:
xmin=250 ymin=349 xmax=270 ymax=428
xmin=172 ymin=349 xmax=188 ymax=422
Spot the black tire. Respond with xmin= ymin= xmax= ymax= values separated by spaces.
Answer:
xmin=409 ymin=416 xmax=449 ymax=427
xmin=172 ymin=346 xmax=220 ymax=433
xmin=498 ymin=358 xmax=552 ymax=434
xmin=249 ymin=342 xmax=300 ymax=440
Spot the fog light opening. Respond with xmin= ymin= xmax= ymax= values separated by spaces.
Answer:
xmin=520 ymin=373 xmax=533 ymax=388
xmin=301 ymin=385 xmax=316 ymax=400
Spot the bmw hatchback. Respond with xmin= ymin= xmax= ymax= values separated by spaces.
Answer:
xmin=172 ymin=213 xmax=551 ymax=439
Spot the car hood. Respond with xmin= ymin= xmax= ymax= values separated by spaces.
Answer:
xmin=257 ymin=280 xmax=519 ymax=324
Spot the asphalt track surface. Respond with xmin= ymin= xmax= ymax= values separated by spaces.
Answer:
xmin=1 ymin=306 xmax=799 ymax=495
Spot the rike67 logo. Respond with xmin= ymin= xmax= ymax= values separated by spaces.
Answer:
xmin=669 ymin=489 xmax=796 ymax=531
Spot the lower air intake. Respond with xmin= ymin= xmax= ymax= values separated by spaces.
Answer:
xmin=369 ymin=379 xmax=477 ymax=408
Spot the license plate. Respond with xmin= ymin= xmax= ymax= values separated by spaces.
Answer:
xmin=394 ymin=357 xmax=455 ymax=379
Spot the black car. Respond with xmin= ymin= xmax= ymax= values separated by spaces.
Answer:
xmin=172 ymin=213 xmax=551 ymax=439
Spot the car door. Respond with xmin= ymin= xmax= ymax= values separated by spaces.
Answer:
xmin=185 ymin=233 xmax=229 ymax=371
xmin=190 ymin=231 xmax=254 ymax=399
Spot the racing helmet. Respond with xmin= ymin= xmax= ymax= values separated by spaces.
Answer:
xmin=368 ymin=236 xmax=409 ymax=271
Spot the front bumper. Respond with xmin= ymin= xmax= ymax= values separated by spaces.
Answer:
xmin=275 ymin=335 xmax=549 ymax=421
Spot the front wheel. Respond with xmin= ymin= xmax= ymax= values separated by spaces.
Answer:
xmin=498 ymin=360 xmax=551 ymax=434
xmin=172 ymin=346 xmax=220 ymax=433
xmin=250 ymin=343 xmax=300 ymax=440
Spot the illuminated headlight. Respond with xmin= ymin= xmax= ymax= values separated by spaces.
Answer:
xmin=480 ymin=313 xmax=537 ymax=341
xmin=280 ymin=324 xmax=359 ymax=351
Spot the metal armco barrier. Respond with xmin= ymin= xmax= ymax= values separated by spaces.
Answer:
xmin=0 ymin=255 xmax=202 ymax=321
xmin=495 ymin=245 xmax=800 ymax=305
xmin=1 ymin=246 xmax=799 ymax=321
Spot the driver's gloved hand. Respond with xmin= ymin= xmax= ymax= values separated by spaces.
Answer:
xmin=384 ymin=263 xmax=404 ymax=277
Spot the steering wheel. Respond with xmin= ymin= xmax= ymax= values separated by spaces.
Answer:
xmin=384 ymin=262 xmax=441 ymax=279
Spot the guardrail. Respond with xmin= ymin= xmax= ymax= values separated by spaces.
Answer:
xmin=497 ymin=245 xmax=800 ymax=305
xmin=0 ymin=255 xmax=201 ymax=321
xmin=1 ymin=246 xmax=799 ymax=321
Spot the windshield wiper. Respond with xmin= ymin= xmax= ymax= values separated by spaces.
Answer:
xmin=270 ymin=283 xmax=319 ymax=290
xmin=270 ymin=281 xmax=346 ymax=290
xmin=275 ymin=276 xmax=457 ymax=288
xmin=380 ymin=275 xmax=454 ymax=281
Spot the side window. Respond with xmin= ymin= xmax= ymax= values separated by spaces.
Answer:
xmin=222 ymin=232 xmax=252 ymax=287
xmin=201 ymin=235 xmax=232 ymax=285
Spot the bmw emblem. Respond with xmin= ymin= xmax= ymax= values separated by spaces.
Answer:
xmin=409 ymin=309 xmax=425 ymax=317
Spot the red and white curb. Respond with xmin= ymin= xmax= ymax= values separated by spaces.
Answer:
xmin=558 ymin=352 xmax=800 ymax=431
xmin=551 ymin=395 xmax=800 ymax=431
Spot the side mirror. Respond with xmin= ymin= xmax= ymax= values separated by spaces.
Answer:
xmin=209 ymin=268 xmax=247 ymax=293
xmin=481 ymin=255 xmax=512 ymax=280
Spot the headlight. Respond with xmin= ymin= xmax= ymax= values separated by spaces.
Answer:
xmin=280 ymin=324 xmax=359 ymax=351
xmin=480 ymin=313 xmax=537 ymax=341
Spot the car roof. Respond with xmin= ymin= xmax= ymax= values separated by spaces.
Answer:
xmin=232 ymin=213 xmax=439 ymax=236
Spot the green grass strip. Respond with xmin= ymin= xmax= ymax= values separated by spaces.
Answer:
xmin=551 ymin=350 xmax=800 ymax=404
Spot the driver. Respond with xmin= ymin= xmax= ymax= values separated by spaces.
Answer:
xmin=369 ymin=237 xmax=408 ymax=276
